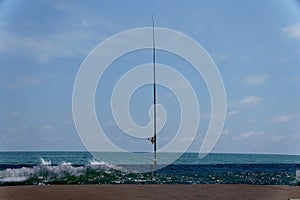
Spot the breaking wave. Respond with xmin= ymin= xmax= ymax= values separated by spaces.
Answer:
xmin=0 ymin=157 xmax=130 ymax=185
xmin=0 ymin=155 xmax=299 ymax=186
xmin=40 ymin=158 xmax=51 ymax=165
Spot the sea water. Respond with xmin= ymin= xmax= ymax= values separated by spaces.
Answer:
xmin=0 ymin=152 xmax=299 ymax=186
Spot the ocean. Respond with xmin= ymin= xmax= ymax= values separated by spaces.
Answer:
xmin=0 ymin=152 xmax=299 ymax=186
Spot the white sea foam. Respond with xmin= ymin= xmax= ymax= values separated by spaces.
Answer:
xmin=0 ymin=177 xmax=28 ymax=182
xmin=0 ymin=164 xmax=86 ymax=183
xmin=0 ymin=167 xmax=36 ymax=182
xmin=89 ymin=158 xmax=124 ymax=171
xmin=40 ymin=158 xmax=51 ymax=165
xmin=61 ymin=161 xmax=72 ymax=166
xmin=296 ymin=169 xmax=300 ymax=182
xmin=0 ymin=158 xmax=125 ymax=183
xmin=89 ymin=159 xmax=106 ymax=166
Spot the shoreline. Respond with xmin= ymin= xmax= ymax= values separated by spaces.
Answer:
xmin=1 ymin=184 xmax=300 ymax=200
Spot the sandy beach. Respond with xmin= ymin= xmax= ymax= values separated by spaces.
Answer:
xmin=0 ymin=184 xmax=300 ymax=200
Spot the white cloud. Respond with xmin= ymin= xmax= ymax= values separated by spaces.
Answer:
xmin=238 ymin=131 xmax=254 ymax=139
xmin=222 ymin=129 xmax=230 ymax=136
xmin=228 ymin=96 xmax=262 ymax=108
xmin=282 ymin=23 xmax=300 ymax=39
xmin=5 ymin=127 xmax=17 ymax=134
xmin=271 ymin=114 xmax=293 ymax=123
xmin=244 ymin=74 xmax=267 ymax=85
xmin=227 ymin=110 xmax=238 ymax=117
xmin=239 ymin=96 xmax=262 ymax=105
xmin=233 ymin=130 xmax=264 ymax=141
xmin=42 ymin=125 xmax=54 ymax=130
xmin=0 ymin=28 xmax=99 ymax=63
xmin=80 ymin=18 xmax=89 ymax=28
xmin=270 ymin=135 xmax=286 ymax=143
xmin=211 ymin=52 xmax=230 ymax=61
xmin=44 ymin=137 xmax=59 ymax=142
xmin=291 ymin=133 xmax=300 ymax=140
xmin=248 ymin=119 xmax=256 ymax=123
xmin=0 ymin=2 xmax=123 ymax=63
xmin=64 ymin=120 xmax=73 ymax=126
xmin=11 ymin=76 xmax=41 ymax=90
xmin=11 ymin=111 xmax=20 ymax=116
xmin=20 ymin=126 xmax=29 ymax=134
xmin=5 ymin=125 xmax=28 ymax=134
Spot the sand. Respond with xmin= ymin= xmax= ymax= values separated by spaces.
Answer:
xmin=0 ymin=184 xmax=300 ymax=200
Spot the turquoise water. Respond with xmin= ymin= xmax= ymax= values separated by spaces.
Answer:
xmin=0 ymin=152 xmax=299 ymax=185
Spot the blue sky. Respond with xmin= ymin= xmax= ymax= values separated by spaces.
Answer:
xmin=1 ymin=0 xmax=300 ymax=154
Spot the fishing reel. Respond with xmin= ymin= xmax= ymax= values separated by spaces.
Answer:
xmin=147 ymin=137 xmax=156 ymax=144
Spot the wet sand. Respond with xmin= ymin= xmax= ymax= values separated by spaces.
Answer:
xmin=1 ymin=184 xmax=300 ymax=200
